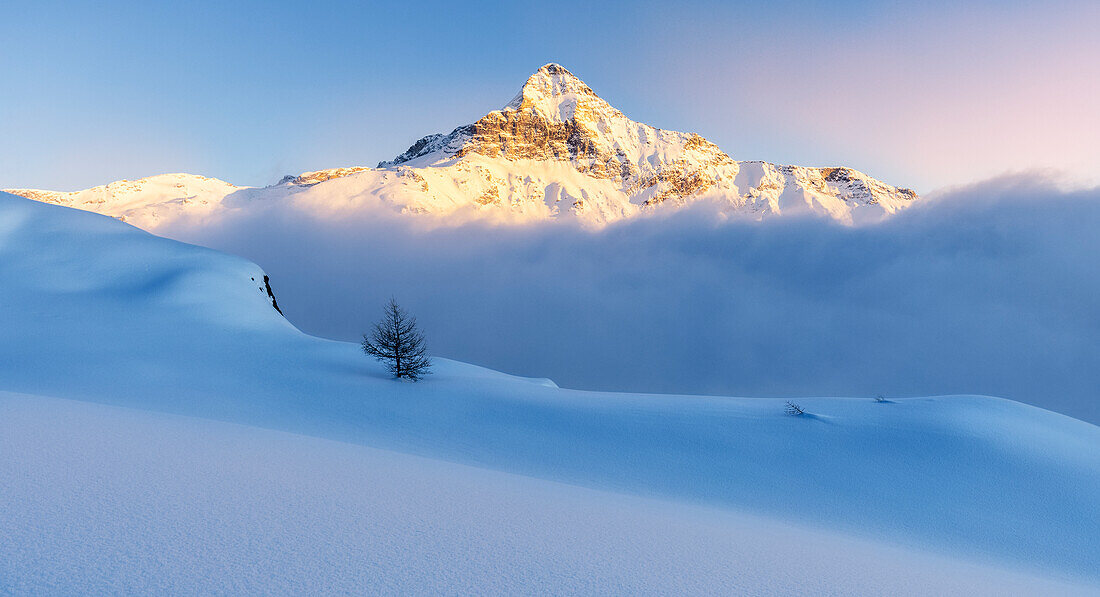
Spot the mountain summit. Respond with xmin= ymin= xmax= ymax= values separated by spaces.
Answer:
xmin=378 ymin=62 xmax=642 ymax=168
xmin=378 ymin=62 xmax=917 ymax=223
xmin=504 ymin=63 xmax=605 ymax=120
xmin=379 ymin=63 xmax=735 ymax=201
xmin=5 ymin=64 xmax=918 ymax=228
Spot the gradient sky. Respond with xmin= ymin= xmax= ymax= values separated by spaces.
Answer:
xmin=2 ymin=0 xmax=1097 ymax=192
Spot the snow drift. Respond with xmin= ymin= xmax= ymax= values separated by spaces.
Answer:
xmin=3 ymin=391 xmax=1094 ymax=595
xmin=1 ymin=191 xmax=1098 ymax=593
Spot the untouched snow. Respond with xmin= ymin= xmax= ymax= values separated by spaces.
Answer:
xmin=1 ymin=191 xmax=1099 ymax=593
xmin=1 ymin=391 xmax=1094 ymax=596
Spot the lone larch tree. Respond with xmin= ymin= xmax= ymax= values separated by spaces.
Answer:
xmin=362 ymin=298 xmax=432 ymax=380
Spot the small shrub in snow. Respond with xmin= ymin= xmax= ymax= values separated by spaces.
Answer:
xmin=784 ymin=401 xmax=805 ymax=416
xmin=875 ymin=394 xmax=887 ymax=403
xmin=362 ymin=299 xmax=432 ymax=381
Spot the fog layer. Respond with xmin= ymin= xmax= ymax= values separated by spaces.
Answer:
xmin=162 ymin=175 xmax=1100 ymax=423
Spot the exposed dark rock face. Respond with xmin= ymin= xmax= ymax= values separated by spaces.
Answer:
xmin=251 ymin=275 xmax=283 ymax=315
xmin=263 ymin=275 xmax=282 ymax=315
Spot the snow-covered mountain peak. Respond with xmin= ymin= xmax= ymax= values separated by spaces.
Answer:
xmin=378 ymin=63 xmax=702 ymax=170
xmin=502 ymin=63 xmax=609 ymax=122
xmin=6 ymin=64 xmax=920 ymax=228
xmin=367 ymin=63 xmax=917 ymax=224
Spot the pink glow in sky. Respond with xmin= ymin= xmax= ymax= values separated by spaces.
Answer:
xmin=649 ymin=2 xmax=1100 ymax=192
xmin=1 ymin=1 xmax=1096 ymax=192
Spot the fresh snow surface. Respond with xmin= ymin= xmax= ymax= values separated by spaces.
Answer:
xmin=2 ymin=391 xmax=1095 ymax=596
xmin=1 ymin=191 xmax=1098 ymax=593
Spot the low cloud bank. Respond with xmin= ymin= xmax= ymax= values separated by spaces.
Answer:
xmin=162 ymin=175 xmax=1100 ymax=423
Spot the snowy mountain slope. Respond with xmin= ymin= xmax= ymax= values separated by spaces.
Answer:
xmin=4 ymin=64 xmax=917 ymax=229
xmin=2 ymin=391 xmax=1095 ymax=596
xmin=1 ymin=192 xmax=1098 ymax=591
xmin=4 ymin=172 xmax=240 ymax=228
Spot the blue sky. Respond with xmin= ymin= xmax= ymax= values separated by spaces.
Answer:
xmin=3 ymin=0 xmax=1097 ymax=192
